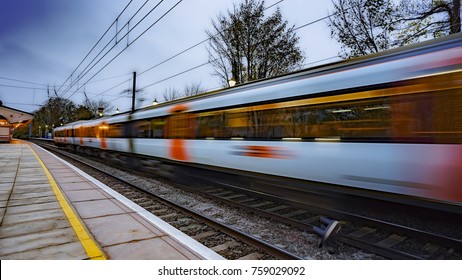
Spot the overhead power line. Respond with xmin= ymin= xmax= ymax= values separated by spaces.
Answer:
xmin=91 ymin=0 xmax=354 ymax=107
xmin=60 ymin=0 xmax=156 ymax=98
xmin=98 ymin=0 xmax=286 ymax=100
xmin=66 ymin=0 xmax=183 ymax=100
xmin=138 ymin=0 xmax=286 ymax=79
xmin=0 ymin=76 xmax=48 ymax=87
xmin=138 ymin=0 xmax=347 ymax=91
xmin=0 ymin=84 xmax=47 ymax=90
xmin=57 ymin=0 xmax=134 ymax=95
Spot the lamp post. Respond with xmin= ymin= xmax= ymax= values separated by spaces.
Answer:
xmin=228 ymin=77 xmax=236 ymax=87
xmin=121 ymin=72 xmax=142 ymax=112
xmin=131 ymin=71 xmax=137 ymax=112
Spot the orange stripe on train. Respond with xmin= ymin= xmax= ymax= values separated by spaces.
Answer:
xmin=236 ymin=145 xmax=292 ymax=159
xmin=169 ymin=139 xmax=189 ymax=161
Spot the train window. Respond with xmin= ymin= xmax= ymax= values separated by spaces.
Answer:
xmin=177 ymin=70 xmax=461 ymax=143
xmin=55 ymin=130 xmax=65 ymax=137
xmin=98 ymin=124 xmax=108 ymax=138
xmin=90 ymin=126 xmax=97 ymax=138
xmin=81 ymin=126 xmax=96 ymax=138
xmin=151 ymin=118 xmax=166 ymax=138
xmin=168 ymin=113 xmax=193 ymax=139
xmin=390 ymin=87 xmax=462 ymax=144
xmin=226 ymin=111 xmax=249 ymax=138
xmin=108 ymin=123 xmax=123 ymax=138
xmin=430 ymin=88 xmax=462 ymax=143
xmin=245 ymin=108 xmax=284 ymax=139
xmin=132 ymin=118 xmax=166 ymax=138
xmin=214 ymin=98 xmax=392 ymax=140
xmin=316 ymin=99 xmax=392 ymax=140
xmin=195 ymin=111 xmax=229 ymax=139
xmin=79 ymin=127 xmax=85 ymax=137
xmin=135 ymin=120 xmax=151 ymax=138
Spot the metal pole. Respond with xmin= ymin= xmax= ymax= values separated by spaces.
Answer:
xmin=132 ymin=71 xmax=136 ymax=112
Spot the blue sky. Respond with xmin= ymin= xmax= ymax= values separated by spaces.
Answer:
xmin=0 ymin=0 xmax=340 ymax=114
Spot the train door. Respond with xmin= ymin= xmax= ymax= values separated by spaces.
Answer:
xmin=77 ymin=126 xmax=84 ymax=145
xmin=167 ymin=104 xmax=194 ymax=161
xmin=98 ymin=121 xmax=108 ymax=149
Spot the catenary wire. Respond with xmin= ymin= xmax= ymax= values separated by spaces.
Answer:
xmin=60 ymin=0 xmax=156 ymax=98
xmin=57 ymin=0 xmax=134 ymax=95
xmin=66 ymin=0 xmax=183 ymax=100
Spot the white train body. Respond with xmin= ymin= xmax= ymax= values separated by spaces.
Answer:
xmin=54 ymin=34 xmax=462 ymax=207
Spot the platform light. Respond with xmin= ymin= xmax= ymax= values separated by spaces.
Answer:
xmin=115 ymin=108 xmax=120 ymax=113
xmin=282 ymin=137 xmax=302 ymax=141
xmin=152 ymin=99 xmax=158 ymax=106
xmin=364 ymin=105 xmax=390 ymax=111
xmin=228 ymin=77 xmax=236 ymax=87
xmin=332 ymin=109 xmax=352 ymax=113
xmin=315 ymin=136 xmax=341 ymax=142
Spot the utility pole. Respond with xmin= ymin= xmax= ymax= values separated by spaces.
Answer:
xmin=131 ymin=71 xmax=136 ymax=112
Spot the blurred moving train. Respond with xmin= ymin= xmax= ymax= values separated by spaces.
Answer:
xmin=54 ymin=33 xmax=462 ymax=209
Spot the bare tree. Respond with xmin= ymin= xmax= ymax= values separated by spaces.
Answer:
xmin=161 ymin=82 xmax=206 ymax=102
xmin=328 ymin=0 xmax=396 ymax=59
xmin=206 ymin=0 xmax=304 ymax=87
xmin=183 ymin=81 xmax=205 ymax=97
xmin=162 ymin=87 xmax=182 ymax=102
xmin=328 ymin=0 xmax=461 ymax=58
xmin=395 ymin=0 xmax=461 ymax=45
xmin=83 ymin=99 xmax=113 ymax=117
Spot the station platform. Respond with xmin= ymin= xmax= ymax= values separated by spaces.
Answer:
xmin=0 ymin=140 xmax=224 ymax=260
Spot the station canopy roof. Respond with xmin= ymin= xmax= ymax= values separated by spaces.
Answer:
xmin=0 ymin=101 xmax=34 ymax=124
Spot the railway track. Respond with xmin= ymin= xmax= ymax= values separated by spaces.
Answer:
xmin=32 ymin=139 xmax=462 ymax=259
xmin=33 ymin=140 xmax=301 ymax=260
xmin=179 ymin=175 xmax=462 ymax=259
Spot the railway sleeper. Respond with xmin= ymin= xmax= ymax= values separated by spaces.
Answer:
xmin=192 ymin=231 xmax=219 ymax=241
xmin=238 ymin=252 xmax=264 ymax=260
xmin=222 ymin=194 xmax=247 ymax=200
xmin=376 ymin=234 xmax=407 ymax=248
xmin=283 ymin=210 xmax=308 ymax=219
xmin=158 ymin=213 xmax=178 ymax=220
xmin=348 ymin=227 xmax=377 ymax=238
xmin=420 ymin=243 xmax=441 ymax=259
xmin=211 ymin=241 xmax=240 ymax=252
xmin=180 ymin=223 xmax=205 ymax=232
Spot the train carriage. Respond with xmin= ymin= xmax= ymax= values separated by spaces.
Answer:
xmin=55 ymin=33 xmax=462 ymax=209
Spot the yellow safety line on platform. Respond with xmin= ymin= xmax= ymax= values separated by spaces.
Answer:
xmin=28 ymin=145 xmax=107 ymax=260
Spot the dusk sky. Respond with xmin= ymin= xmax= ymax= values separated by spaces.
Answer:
xmin=0 ymin=0 xmax=340 ymax=114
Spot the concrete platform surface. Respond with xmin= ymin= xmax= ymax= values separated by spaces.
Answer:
xmin=0 ymin=140 xmax=223 ymax=260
